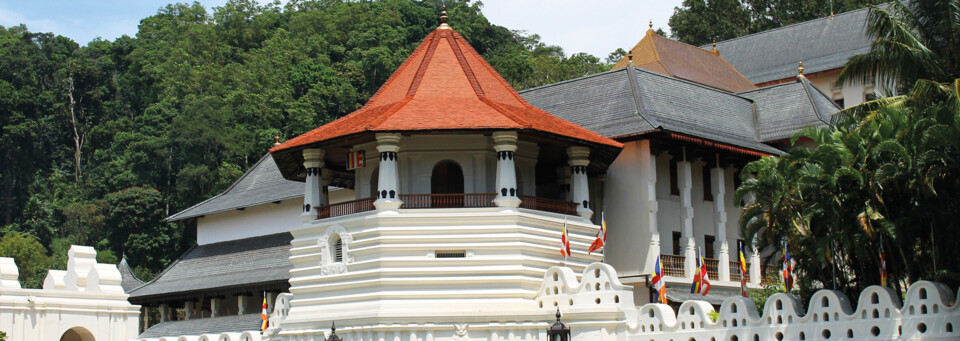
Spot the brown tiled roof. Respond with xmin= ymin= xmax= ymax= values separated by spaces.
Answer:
xmin=612 ymin=30 xmax=756 ymax=93
xmin=271 ymin=26 xmax=622 ymax=154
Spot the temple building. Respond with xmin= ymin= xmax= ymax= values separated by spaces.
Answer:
xmin=128 ymin=10 xmax=850 ymax=341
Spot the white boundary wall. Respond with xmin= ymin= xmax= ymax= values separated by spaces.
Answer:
xmin=0 ymin=245 xmax=140 ymax=341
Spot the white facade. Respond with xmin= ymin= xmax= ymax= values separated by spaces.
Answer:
xmin=0 ymin=246 xmax=140 ymax=341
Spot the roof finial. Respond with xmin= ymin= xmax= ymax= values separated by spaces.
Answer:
xmin=274 ymin=133 xmax=281 ymax=146
xmin=649 ymin=19 xmax=653 ymax=30
xmin=711 ymin=39 xmax=719 ymax=56
xmin=627 ymin=50 xmax=633 ymax=66
xmin=438 ymin=4 xmax=451 ymax=30
xmin=797 ymin=61 xmax=805 ymax=77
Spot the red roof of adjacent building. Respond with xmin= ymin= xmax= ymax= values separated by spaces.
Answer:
xmin=271 ymin=25 xmax=622 ymax=154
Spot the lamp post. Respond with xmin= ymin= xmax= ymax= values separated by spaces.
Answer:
xmin=547 ymin=308 xmax=571 ymax=341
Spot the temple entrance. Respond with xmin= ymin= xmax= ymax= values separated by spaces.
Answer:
xmin=60 ymin=327 xmax=95 ymax=341
xmin=431 ymin=161 xmax=464 ymax=207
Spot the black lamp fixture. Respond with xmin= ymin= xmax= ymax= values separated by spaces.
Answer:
xmin=325 ymin=321 xmax=341 ymax=341
xmin=547 ymin=308 xmax=571 ymax=341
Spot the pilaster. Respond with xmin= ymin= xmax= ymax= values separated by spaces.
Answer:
xmin=302 ymin=148 xmax=325 ymax=222
xmin=492 ymin=131 xmax=521 ymax=208
xmin=567 ymin=146 xmax=593 ymax=220
xmin=678 ymin=149 xmax=696 ymax=278
xmin=712 ymin=160 xmax=730 ymax=281
xmin=374 ymin=133 xmax=403 ymax=211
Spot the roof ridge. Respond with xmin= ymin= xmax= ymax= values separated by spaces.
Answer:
xmin=625 ymin=66 xmax=660 ymax=129
xmin=712 ymin=7 xmax=871 ymax=46
xmin=518 ymin=68 xmax=626 ymax=93
xmin=127 ymin=243 xmax=198 ymax=294
xmin=446 ymin=33 xmax=485 ymax=96
xmin=631 ymin=67 xmax=756 ymax=103
xmin=166 ymin=154 xmax=273 ymax=221
xmin=406 ymin=32 xmax=443 ymax=97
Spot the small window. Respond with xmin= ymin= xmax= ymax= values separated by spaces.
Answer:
xmin=334 ymin=237 xmax=343 ymax=262
xmin=673 ymin=231 xmax=682 ymax=255
xmin=436 ymin=250 xmax=466 ymax=258
xmin=702 ymin=165 xmax=713 ymax=201
xmin=705 ymin=235 xmax=716 ymax=258
xmin=669 ymin=158 xmax=680 ymax=196
xmin=833 ymin=98 xmax=845 ymax=108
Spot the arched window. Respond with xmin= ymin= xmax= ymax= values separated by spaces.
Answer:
xmin=330 ymin=234 xmax=343 ymax=263
xmin=431 ymin=161 xmax=465 ymax=207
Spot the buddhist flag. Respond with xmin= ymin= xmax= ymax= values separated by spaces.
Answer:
xmin=739 ymin=242 xmax=748 ymax=297
xmin=347 ymin=150 xmax=365 ymax=170
xmin=879 ymin=242 xmax=888 ymax=287
xmin=260 ymin=292 xmax=269 ymax=331
xmin=782 ymin=241 xmax=794 ymax=292
xmin=652 ymin=255 xmax=666 ymax=304
xmin=588 ymin=212 xmax=607 ymax=254
xmin=690 ymin=249 xmax=702 ymax=294
xmin=699 ymin=250 xmax=711 ymax=296
xmin=560 ymin=217 xmax=571 ymax=258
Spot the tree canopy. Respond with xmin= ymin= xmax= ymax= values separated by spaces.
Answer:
xmin=0 ymin=0 xmax=614 ymax=287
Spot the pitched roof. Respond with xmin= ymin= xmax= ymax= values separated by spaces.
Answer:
xmin=139 ymin=313 xmax=261 ymax=338
xmin=127 ymin=233 xmax=292 ymax=303
xmin=710 ymin=8 xmax=872 ymax=84
xmin=167 ymin=153 xmax=302 ymax=221
xmin=270 ymin=24 xmax=622 ymax=179
xmin=520 ymin=67 xmax=781 ymax=155
xmin=738 ymin=76 xmax=840 ymax=141
xmin=612 ymin=29 xmax=756 ymax=93
xmin=118 ymin=258 xmax=144 ymax=293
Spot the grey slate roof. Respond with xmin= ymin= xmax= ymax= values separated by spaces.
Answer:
xmin=118 ymin=258 xmax=144 ymax=293
xmin=521 ymin=67 xmax=782 ymax=154
xmin=139 ymin=313 xmax=261 ymax=338
xmin=709 ymin=8 xmax=872 ymax=84
xmin=167 ymin=153 xmax=303 ymax=221
xmin=738 ymin=77 xmax=839 ymax=141
xmin=127 ymin=232 xmax=292 ymax=302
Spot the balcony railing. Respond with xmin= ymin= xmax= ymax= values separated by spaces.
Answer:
xmin=730 ymin=261 xmax=751 ymax=282
xmin=316 ymin=197 xmax=376 ymax=219
xmin=314 ymin=193 xmax=580 ymax=219
xmin=399 ymin=193 xmax=497 ymax=209
xmin=703 ymin=258 xmax=719 ymax=280
xmin=518 ymin=195 xmax=579 ymax=215
xmin=661 ymin=254 xmax=686 ymax=277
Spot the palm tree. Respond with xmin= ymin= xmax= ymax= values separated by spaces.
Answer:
xmin=837 ymin=0 xmax=960 ymax=90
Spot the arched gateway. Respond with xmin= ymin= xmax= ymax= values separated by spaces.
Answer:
xmin=60 ymin=326 xmax=95 ymax=341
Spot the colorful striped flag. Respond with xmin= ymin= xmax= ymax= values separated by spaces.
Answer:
xmin=347 ymin=150 xmax=365 ymax=170
xmin=699 ymin=249 xmax=711 ymax=296
xmin=652 ymin=254 xmax=666 ymax=304
xmin=783 ymin=241 xmax=794 ymax=292
xmin=739 ymin=242 xmax=748 ymax=297
xmin=588 ymin=212 xmax=607 ymax=254
xmin=691 ymin=249 xmax=702 ymax=294
xmin=260 ymin=292 xmax=269 ymax=331
xmin=879 ymin=242 xmax=888 ymax=287
xmin=560 ymin=217 xmax=571 ymax=259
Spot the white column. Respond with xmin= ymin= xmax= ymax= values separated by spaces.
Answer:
xmin=159 ymin=303 xmax=169 ymax=322
xmin=641 ymin=141 xmax=661 ymax=274
xmin=678 ymin=149 xmax=696 ymax=278
xmin=302 ymin=148 xmax=325 ymax=222
xmin=712 ymin=157 xmax=731 ymax=281
xmin=374 ymin=133 xmax=403 ymax=210
xmin=237 ymin=295 xmax=248 ymax=315
xmin=184 ymin=301 xmax=195 ymax=320
xmin=267 ymin=291 xmax=276 ymax=313
xmin=211 ymin=297 xmax=223 ymax=317
xmin=567 ymin=146 xmax=593 ymax=220
xmin=750 ymin=236 xmax=762 ymax=285
xmin=493 ymin=131 xmax=521 ymax=208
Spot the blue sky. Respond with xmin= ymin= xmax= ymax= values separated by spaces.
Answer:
xmin=0 ymin=0 xmax=682 ymax=58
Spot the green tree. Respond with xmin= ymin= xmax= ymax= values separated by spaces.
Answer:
xmin=837 ymin=0 xmax=960 ymax=90
xmin=0 ymin=232 xmax=51 ymax=288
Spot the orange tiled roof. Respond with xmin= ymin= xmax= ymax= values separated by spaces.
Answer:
xmin=271 ymin=26 xmax=622 ymax=153
xmin=612 ymin=29 xmax=756 ymax=93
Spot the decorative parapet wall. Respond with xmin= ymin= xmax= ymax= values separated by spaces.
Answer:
xmin=538 ymin=263 xmax=960 ymax=340
xmin=0 ymin=245 xmax=141 ymax=340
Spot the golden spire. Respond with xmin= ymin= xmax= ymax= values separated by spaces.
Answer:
xmin=438 ymin=4 xmax=451 ymax=30
xmin=711 ymin=39 xmax=719 ymax=56
xmin=627 ymin=51 xmax=633 ymax=66
xmin=797 ymin=61 xmax=805 ymax=76
xmin=649 ymin=20 xmax=653 ymax=30
xmin=274 ymin=134 xmax=281 ymax=146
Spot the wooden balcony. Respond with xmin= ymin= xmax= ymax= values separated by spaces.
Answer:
xmin=661 ymin=254 xmax=685 ymax=277
xmin=400 ymin=193 xmax=496 ymax=209
xmin=703 ymin=258 xmax=719 ymax=280
xmin=730 ymin=261 xmax=751 ymax=282
xmin=518 ymin=195 xmax=579 ymax=215
xmin=314 ymin=193 xmax=579 ymax=219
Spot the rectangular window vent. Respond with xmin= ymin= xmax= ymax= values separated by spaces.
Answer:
xmin=436 ymin=250 xmax=466 ymax=258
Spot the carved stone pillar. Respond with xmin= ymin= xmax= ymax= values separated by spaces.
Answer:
xmin=713 ymin=162 xmax=731 ymax=282
xmin=374 ymin=133 xmax=403 ymax=210
xmin=567 ymin=146 xmax=593 ymax=219
xmin=677 ymin=149 xmax=696 ymax=278
xmin=493 ymin=131 xmax=520 ymax=208
xmin=641 ymin=141 xmax=661 ymax=274
xmin=302 ymin=148 xmax=325 ymax=222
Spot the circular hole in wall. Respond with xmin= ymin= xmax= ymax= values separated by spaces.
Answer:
xmin=822 ymin=329 xmax=831 ymax=339
xmin=775 ymin=332 xmax=783 ymax=340
xmin=918 ymin=323 xmax=927 ymax=334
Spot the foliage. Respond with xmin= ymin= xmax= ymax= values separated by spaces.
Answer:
xmin=0 ymin=330 xmax=6 ymax=341
xmin=750 ymin=274 xmax=788 ymax=315
xmin=736 ymin=79 xmax=960 ymax=301
xmin=670 ymin=0 xmax=886 ymax=46
xmin=0 ymin=0 xmax=615 ymax=279
xmin=837 ymin=0 xmax=960 ymax=90
xmin=0 ymin=232 xmax=51 ymax=288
